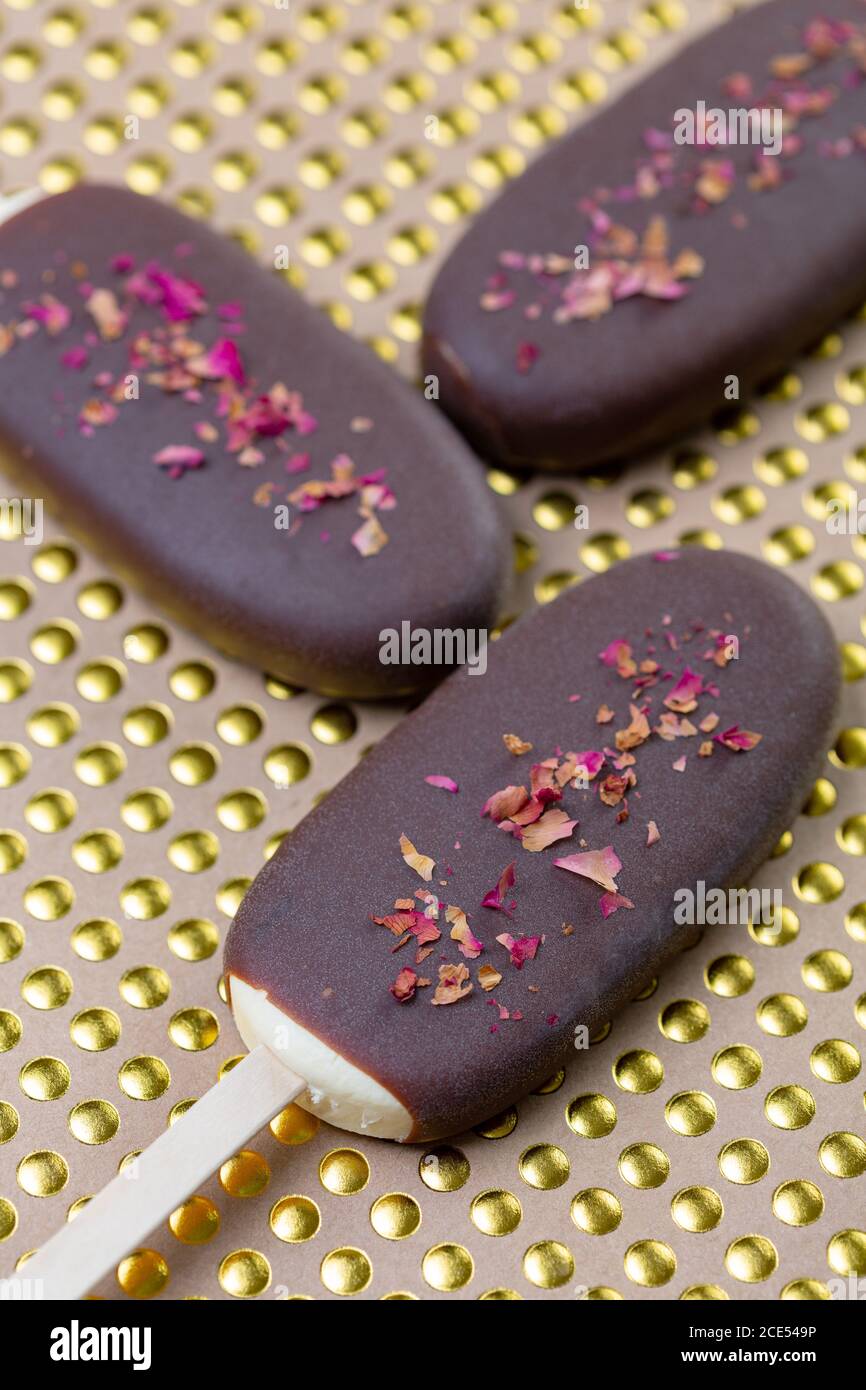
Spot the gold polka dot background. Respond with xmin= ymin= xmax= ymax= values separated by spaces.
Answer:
xmin=1 ymin=0 xmax=865 ymax=1299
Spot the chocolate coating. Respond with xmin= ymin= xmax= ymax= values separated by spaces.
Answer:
xmin=225 ymin=550 xmax=840 ymax=1142
xmin=423 ymin=0 xmax=866 ymax=472
xmin=0 ymin=184 xmax=507 ymax=697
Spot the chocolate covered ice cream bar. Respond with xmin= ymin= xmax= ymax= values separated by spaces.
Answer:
xmin=0 ymin=184 xmax=507 ymax=697
xmin=226 ymin=549 xmax=839 ymax=1142
xmin=423 ymin=0 xmax=866 ymax=471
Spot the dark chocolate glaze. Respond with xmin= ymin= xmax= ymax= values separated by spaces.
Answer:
xmin=423 ymin=0 xmax=866 ymax=472
xmin=0 ymin=184 xmax=507 ymax=697
xmin=225 ymin=550 xmax=840 ymax=1142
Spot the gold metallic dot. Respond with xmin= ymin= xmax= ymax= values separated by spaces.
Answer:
xmin=566 ymin=1092 xmax=616 ymax=1138
xmin=19 ymin=1056 xmax=70 ymax=1101
xmin=169 ymin=1008 xmax=219 ymax=1052
xmin=532 ymin=491 xmax=575 ymax=531
xmin=21 ymin=966 xmax=72 ymax=1011
xmin=76 ymin=658 xmax=125 ymax=702
xmin=756 ymin=993 xmax=808 ymax=1037
xmin=167 ymin=918 xmax=219 ymax=963
xmin=813 ymin=560 xmax=864 ymax=602
xmin=804 ymin=478 xmax=855 ymax=521
xmin=263 ymin=743 xmax=311 ymax=787
xmin=570 ymin=1188 xmax=622 ymax=1236
xmin=309 ymin=702 xmax=358 ymax=748
xmin=71 ymin=918 xmax=122 ymax=963
xmin=0 ymin=659 xmax=33 ymax=702
xmin=70 ymin=1008 xmax=121 ymax=1053
xmin=681 ymin=1284 xmax=729 ymax=1300
xmin=819 ymin=1131 xmax=866 ymax=1178
xmin=119 ymin=966 xmax=171 ymax=1010
xmin=711 ymin=1044 xmax=762 ymax=1091
xmin=665 ymin=1091 xmax=716 ymax=1137
xmin=72 ymin=829 xmax=124 ymax=875
xmin=781 ymin=1279 xmax=831 ymax=1300
xmin=215 ymin=877 xmax=250 ymax=918
xmin=216 ymin=704 xmax=263 ymax=746
xmin=169 ymin=1195 xmax=220 ymax=1245
xmin=811 ymin=1038 xmax=861 ymax=1084
xmin=120 ymin=877 xmax=170 ymax=921
xmin=719 ymin=1138 xmax=770 ymax=1184
xmin=754 ymin=446 xmax=809 ymax=486
xmin=0 ymin=742 xmax=30 ymax=787
xmin=705 ymin=953 xmax=755 ymax=997
xmin=218 ymin=1248 xmax=271 ymax=1298
xmin=612 ymin=1048 xmax=664 ymax=1093
xmin=370 ymin=1192 xmax=422 ymax=1240
xmin=658 ymin=998 xmax=710 ymax=1042
xmin=0 ymin=1102 xmax=19 ymax=1145
xmin=796 ymin=401 xmax=850 ymax=441
xmin=123 ymin=704 xmax=171 ymax=749
xmin=827 ymin=1229 xmax=866 ymax=1279
xmin=477 ymin=1287 xmax=522 ymax=1300
xmin=841 ymin=641 xmax=866 ymax=681
xmin=486 ymin=468 xmax=522 ymax=497
xmin=0 ymin=1011 xmax=23 ymax=1052
xmin=802 ymin=778 xmax=837 ymax=819
xmin=168 ymin=661 xmax=215 ymax=701
xmin=219 ymin=1149 xmax=270 ymax=1199
xmin=0 ymin=578 xmax=33 ymax=620
xmin=321 ymin=1246 xmax=372 ymax=1296
xmin=419 ymin=1145 xmax=469 ymax=1191
xmin=670 ymin=448 xmax=717 ymax=489
xmin=0 ymin=919 xmax=24 ymax=962
xmin=30 ymin=542 xmax=77 ymax=582
xmin=122 ymin=623 xmax=169 ymax=664
xmin=772 ymin=1179 xmax=824 ymax=1227
xmin=627 ymin=488 xmax=675 ymax=528
xmin=320 ymin=1148 xmax=370 ymax=1196
xmin=618 ymin=1142 xmax=669 ymax=1189
xmin=679 ymin=527 xmax=724 ymax=549
xmin=167 ymin=830 xmax=219 ymax=874
xmin=802 ymin=948 xmax=853 ymax=993
xmin=69 ymin=1098 xmax=120 ymax=1145
xmin=215 ymin=789 xmax=267 ymax=835
xmin=0 ymin=830 xmax=26 ymax=873
xmin=749 ymin=903 xmax=799 ymax=947
xmin=672 ymin=1186 xmax=724 ymax=1233
xmin=72 ymin=577 xmax=123 ymax=622
xmin=832 ymin=727 xmax=866 ymax=770
xmin=270 ymin=1104 xmax=319 ymax=1147
xmin=25 ymin=789 xmax=76 ymax=835
xmin=269 ymin=1194 xmax=320 ymax=1244
xmin=795 ymin=861 xmax=845 ymax=903
xmin=764 ymin=1084 xmax=815 ymax=1131
xmin=24 ymin=875 xmax=73 ymax=922
xmin=117 ymin=1249 xmax=169 ymax=1299
xmin=118 ymin=1055 xmax=170 ymax=1101
xmin=534 ymin=570 xmax=580 ymax=604
xmin=580 ymin=532 xmax=631 ymax=572
xmin=762 ymin=524 xmax=815 ymax=566
xmin=725 ymin=1234 xmax=778 ymax=1282
xmin=169 ymin=743 xmax=219 ymax=787
xmin=74 ymin=743 xmax=126 ymax=791
xmin=518 ymin=1143 xmax=569 ymax=1190
xmin=120 ymin=788 xmax=172 ymax=834
xmin=712 ymin=484 xmax=766 ymax=525
xmin=624 ymin=1239 xmax=676 ymax=1287
xmin=17 ymin=1150 xmax=69 ymax=1197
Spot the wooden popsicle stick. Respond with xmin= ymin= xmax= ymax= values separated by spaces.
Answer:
xmin=16 ymin=1046 xmax=305 ymax=1301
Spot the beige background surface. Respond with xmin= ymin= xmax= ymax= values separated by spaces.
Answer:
xmin=0 ymin=0 xmax=864 ymax=1300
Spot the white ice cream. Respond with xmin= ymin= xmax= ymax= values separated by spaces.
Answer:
xmin=229 ymin=976 xmax=413 ymax=1141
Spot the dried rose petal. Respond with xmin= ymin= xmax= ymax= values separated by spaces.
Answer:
xmin=715 ymin=725 xmax=762 ymax=752
xmin=554 ymin=845 xmax=622 ymax=893
xmin=482 ymin=785 xmax=529 ymax=822
xmin=646 ymin=820 xmax=660 ymax=846
xmin=446 ymin=905 xmax=483 ymax=959
xmin=390 ymin=967 xmax=418 ymax=1003
xmin=495 ymin=933 xmax=541 ymax=969
xmin=599 ymin=891 xmax=635 ymax=919
xmin=478 ymin=964 xmax=502 ymax=992
xmin=399 ymin=833 xmax=435 ymax=881
xmin=503 ymin=732 xmax=533 ymax=756
xmin=482 ymin=860 xmax=516 ymax=913
xmin=431 ymin=962 xmax=473 ymax=1005
xmin=425 ymin=774 xmax=458 ymax=794
xmin=520 ymin=807 xmax=577 ymax=853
